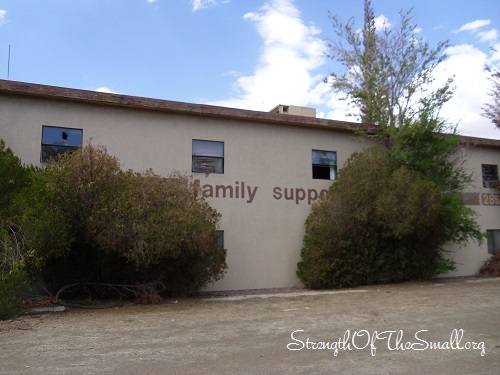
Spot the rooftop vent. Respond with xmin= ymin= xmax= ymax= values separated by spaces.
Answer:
xmin=269 ymin=104 xmax=316 ymax=118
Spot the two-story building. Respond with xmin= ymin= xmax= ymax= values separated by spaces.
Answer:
xmin=1 ymin=80 xmax=499 ymax=291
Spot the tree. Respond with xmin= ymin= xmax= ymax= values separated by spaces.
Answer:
xmin=325 ymin=0 xmax=453 ymax=135
xmin=297 ymin=148 xmax=445 ymax=289
xmin=482 ymin=66 xmax=500 ymax=130
xmin=302 ymin=0 xmax=484 ymax=287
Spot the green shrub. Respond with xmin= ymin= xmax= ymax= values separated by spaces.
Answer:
xmin=0 ymin=140 xmax=34 ymax=319
xmin=0 ymin=263 xmax=30 ymax=320
xmin=27 ymin=144 xmax=226 ymax=296
xmin=0 ymin=139 xmax=31 ymax=213
xmin=297 ymin=147 xmax=445 ymax=289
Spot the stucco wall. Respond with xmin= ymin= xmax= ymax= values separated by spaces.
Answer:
xmin=1 ymin=87 xmax=499 ymax=290
xmin=444 ymin=144 xmax=500 ymax=277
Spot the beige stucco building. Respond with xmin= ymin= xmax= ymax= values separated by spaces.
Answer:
xmin=1 ymin=80 xmax=499 ymax=291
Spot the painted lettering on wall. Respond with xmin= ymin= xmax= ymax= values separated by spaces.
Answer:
xmin=272 ymin=187 xmax=328 ymax=205
xmin=195 ymin=180 xmax=328 ymax=205
xmin=199 ymin=181 xmax=258 ymax=204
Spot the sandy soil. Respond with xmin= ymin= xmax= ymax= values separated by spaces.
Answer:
xmin=1 ymin=277 xmax=499 ymax=374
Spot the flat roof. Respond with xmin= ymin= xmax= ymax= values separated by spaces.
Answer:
xmin=1 ymin=79 xmax=499 ymax=148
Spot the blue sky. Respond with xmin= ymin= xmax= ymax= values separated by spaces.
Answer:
xmin=0 ymin=0 xmax=499 ymax=139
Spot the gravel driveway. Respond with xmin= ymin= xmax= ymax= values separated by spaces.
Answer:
xmin=1 ymin=277 xmax=499 ymax=374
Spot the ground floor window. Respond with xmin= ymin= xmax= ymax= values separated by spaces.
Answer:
xmin=487 ymin=230 xmax=500 ymax=255
xmin=216 ymin=230 xmax=224 ymax=250
xmin=312 ymin=149 xmax=337 ymax=180
xmin=41 ymin=125 xmax=83 ymax=163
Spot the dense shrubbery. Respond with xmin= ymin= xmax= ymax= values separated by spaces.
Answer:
xmin=29 ymin=144 xmax=226 ymax=295
xmin=0 ymin=141 xmax=226 ymax=318
xmin=0 ymin=140 xmax=32 ymax=319
xmin=0 ymin=263 xmax=30 ymax=320
xmin=297 ymin=148 xmax=476 ymax=289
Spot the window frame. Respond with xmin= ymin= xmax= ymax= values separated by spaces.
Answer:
xmin=312 ymin=149 xmax=337 ymax=180
xmin=192 ymin=139 xmax=224 ymax=174
xmin=40 ymin=125 xmax=83 ymax=163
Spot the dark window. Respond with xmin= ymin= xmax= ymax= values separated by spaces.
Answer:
xmin=192 ymin=140 xmax=224 ymax=174
xmin=312 ymin=149 xmax=337 ymax=180
xmin=482 ymin=164 xmax=499 ymax=188
xmin=41 ymin=126 xmax=83 ymax=163
xmin=487 ymin=230 xmax=500 ymax=255
xmin=216 ymin=230 xmax=224 ymax=250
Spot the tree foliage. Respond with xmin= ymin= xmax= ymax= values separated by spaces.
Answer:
xmin=482 ymin=66 xmax=500 ymax=130
xmin=297 ymin=148 xmax=455 ymax=289
xmin=301 ymin=0 xmax=484 ymax=288
xmin=0 ymin=140 xmax=32 ymax=319
xmin=325 ymin=0 xmax=453 ymax=134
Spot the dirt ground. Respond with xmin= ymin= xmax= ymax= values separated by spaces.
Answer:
xmin=1 ymin=277 xmax=499 ymax=375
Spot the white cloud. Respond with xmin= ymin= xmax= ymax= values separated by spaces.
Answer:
xmin=95 ymin=87 xmax=118 ymax=94
xmin=374 ymin=14 xmax=391 ymax=31
xmin=208 ymin=0 xmax=332 ymax=112
xmin=489 ymin=42 xmax=500 ymax=63
xmin=147 ymin=0 xmax=158 ymax=3
xmin=477 ymin=29 xmax=498 ymax=43
xmin=0 ymin=9 xmax=7 ymax=25
xmin=456 ymin=19 xmax=491 ymax=33
xmin=435 ymin=44 xmax=499 ymax=139
xmin=192 ymin=0 xmax=228 ymax=11
xmin=206 ymin=1 xmax=499 ymax=140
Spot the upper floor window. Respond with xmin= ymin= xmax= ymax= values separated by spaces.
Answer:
xmin=192 ymin=140 xmax=224 ymax=174
xmin=312 ymin=149 xmax=337 ymax=180
xmin=482 ymin=164 xmax=499 ymax=188
xmin=41 ymin=126 xmax=83 ymax=163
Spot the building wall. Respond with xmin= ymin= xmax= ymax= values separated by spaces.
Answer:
xmin=1 ymin=86 xmax=499 ymax=290
xmin=0 ymin=92 xmax=373 ymax=290
xmin=444 ymin=144 xmax=500 ymax=277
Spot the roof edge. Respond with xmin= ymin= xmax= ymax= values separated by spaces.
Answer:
xmin=1 ymin=80 xmax=499 ymax=148
xmin=0 ymin=79 xmax=372 ymax=134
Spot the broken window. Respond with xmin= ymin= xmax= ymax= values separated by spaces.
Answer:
xmin=312 ymin=149 xmax=337 ymax=180
xmin=41 ymin=126 xmax=83 ymax=163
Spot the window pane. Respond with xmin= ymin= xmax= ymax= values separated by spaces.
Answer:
xmin=41 ymin=145 xmax=79 ymax=163
xmin=482 ymin=164 xmax=499 ymax=188
xmin=487 ymin=230 xmax=500 ymax=255
xmin=192 ymin=156 xmax=223 ymax=173
xmin=193 ymin=140 xmax=224 ymax=157
xmin=313 ymin=165 xmax=331 ymax=180
xmin=312 ymin=150 xmax=336 ymax=166
xmin=216 ymin=230 xmax=224 ymax=250
xmin=42 ymin=126 xmax=83 ymax=147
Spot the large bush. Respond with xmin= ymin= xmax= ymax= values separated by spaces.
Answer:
xmin=297 ymin=148 xmax=448 ymax=289
xmin=17 ymin=144 xmax=226 ymax=296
